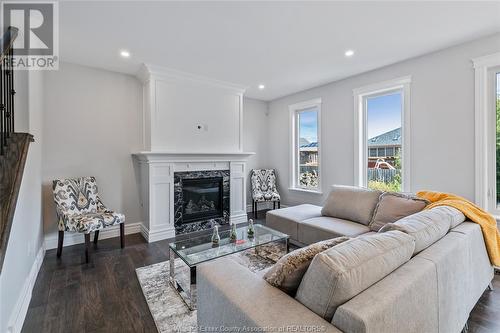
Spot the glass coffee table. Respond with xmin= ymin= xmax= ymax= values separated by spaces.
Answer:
xmin=169 ymin=224 xmax=289 ymax=310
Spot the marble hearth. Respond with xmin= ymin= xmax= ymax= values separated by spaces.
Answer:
xmin=133 ymin=152 xmax=254 ymax=242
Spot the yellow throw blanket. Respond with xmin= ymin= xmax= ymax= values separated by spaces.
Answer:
xmin=417 ymin=191 xmax=500 ymax=267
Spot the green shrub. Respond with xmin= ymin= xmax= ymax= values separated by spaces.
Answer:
xmin=368 ymin=180 xmax=401 ymax=192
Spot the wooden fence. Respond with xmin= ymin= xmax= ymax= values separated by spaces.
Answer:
xmin=367 ymin=168 xmax=399 ymax=183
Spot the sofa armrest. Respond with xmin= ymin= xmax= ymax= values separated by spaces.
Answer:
xmin=197 ymin=257 xmax=341 ymax=333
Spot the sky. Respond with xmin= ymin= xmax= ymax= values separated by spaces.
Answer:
xmin=299 ymin=108 xmax=318 ymax=143
xmin=367 ymin=92 xmax=402 ymax=139
xmin=497 ymin=73 xmax=500 ymax=97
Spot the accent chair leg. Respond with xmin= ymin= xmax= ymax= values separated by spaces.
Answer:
xmin=120 ymin=223 xmax=125 ymax=248
xmin=84 ymin=233 xmax=90 ymax=263
xmin=278 ymin=200 xmax=281 ymax=209
xmin=57 ymin=231 xmax=64 ymax=258
xmin=489 ymin=282 xmax=495 ymax=291
xmin=93 ymin=230 xmax=99 ymax=245
xmin=273 ymin=201 xmax=276 ymax=210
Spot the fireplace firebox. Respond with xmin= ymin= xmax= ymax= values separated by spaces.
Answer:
xmin=182 ymin=177 xmax=223 ymax=223
xmin=173 ymin=170 xmax=230 ymax=235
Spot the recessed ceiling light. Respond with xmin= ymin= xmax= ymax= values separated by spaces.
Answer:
xmin=345 ymin=49 xmax=354 ymax=57
xmin=120 ymin=50 xmax=130 ymax=58
xmin=258 ymin=84 xmax=265 ymax=90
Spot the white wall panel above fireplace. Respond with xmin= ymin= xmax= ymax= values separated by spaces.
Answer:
xmin=137 ymin=64 xmax=247 ymax=152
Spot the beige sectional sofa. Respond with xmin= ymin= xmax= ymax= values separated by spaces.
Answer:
xmin=197 ymin=186 xmax=494 ymax=333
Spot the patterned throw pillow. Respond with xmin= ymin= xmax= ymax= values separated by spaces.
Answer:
xmin=263 ymin=237 xmax=350 ymax=295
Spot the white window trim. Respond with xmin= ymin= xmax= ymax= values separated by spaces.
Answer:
xmin=353 ymin=76 xmax=412 ymax=192
xmin=473 ymin=52 xmax=500 ymax=218
xmin=289 ymin=98 xmax=323 ymax=194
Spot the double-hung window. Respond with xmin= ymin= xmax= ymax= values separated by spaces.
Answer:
xmin=354 ymin=76 xmax=411 ymax=192
xmin=289 ymin=99 xmax=321 ymax=193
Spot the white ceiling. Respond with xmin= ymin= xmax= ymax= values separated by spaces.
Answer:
xmin=59 ymin=1 xmax=500 ymax=101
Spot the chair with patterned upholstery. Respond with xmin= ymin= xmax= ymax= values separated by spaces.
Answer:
xmin=250 ymin=169 xmax=281 ymax=218
xmin=52 ymin=176 xmax=125 ymax=263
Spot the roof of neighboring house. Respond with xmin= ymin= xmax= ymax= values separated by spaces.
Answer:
xmin=368 ymin=127 xmax=401 ymax=147
xmin=300 ymin=142 xmax=318 ymax=148
xmin=299 ymin=138 xmax=310 ymax=146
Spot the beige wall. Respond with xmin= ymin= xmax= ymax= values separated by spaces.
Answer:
xmin=242 ymin=97 xmax=270 ymax=206
xmin=42 ymin=62 xmax=143 ymax=244
xmin=267 ymin=33 xmax=500 ymax=207
xmin=41 ymin=64 xmax=272 ymax=245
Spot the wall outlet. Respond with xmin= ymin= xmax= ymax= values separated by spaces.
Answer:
xmin=196 ymin=124 xmax=208 ymax=131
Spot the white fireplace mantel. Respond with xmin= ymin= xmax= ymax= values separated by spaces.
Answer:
xmin=132 ymin=151 xmax=255 ymax=242
xmin=134 ymin=151 xmax=255 ymax=162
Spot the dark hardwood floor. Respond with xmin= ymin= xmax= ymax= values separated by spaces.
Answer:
xmin=22 ymin=212 xmax=500 ymax=333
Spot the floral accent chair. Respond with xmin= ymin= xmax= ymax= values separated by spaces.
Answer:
xmin=250 ymin=169 xmax=281 ymax=218
xmin=53 ymin=176 xmax=125 ymax=263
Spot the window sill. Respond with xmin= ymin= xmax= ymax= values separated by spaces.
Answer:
xmin=288 ymin=187 xmax=323 ymax=195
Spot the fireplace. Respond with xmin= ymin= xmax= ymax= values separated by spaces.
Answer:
xmin=174 ymin=170 xmax=230 ymax=235
xmin=182 ymin=177 xmax=223 ymax=223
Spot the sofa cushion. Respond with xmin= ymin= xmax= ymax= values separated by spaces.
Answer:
xmin=321 ymin=185 xmax=381 ymax=225
xmin=295 ymin=230 xmax=415 ymax=321
xmin=266 ymin=204 xmax=322 ymax=240
xmin=379 ymin=206 xmax=453 ymax=254
xmin=263 ymin=237 xmax=350 ymax=295
xmin=298 ymin=217 xmax=370 ymax=244
xmin=369 ymin=192 xmax=428 ymax=231
xmin=444 ymin=206 xmax=466 ymax=228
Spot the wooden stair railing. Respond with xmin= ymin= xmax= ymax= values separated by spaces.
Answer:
xmin=0 ymin=27 xmax=35 ymax=273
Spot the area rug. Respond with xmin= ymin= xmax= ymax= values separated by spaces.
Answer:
xmin=135 ymin=243 xmax=286 ymax=333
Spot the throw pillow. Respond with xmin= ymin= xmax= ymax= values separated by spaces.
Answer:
xmin=321 ymin=185 xmax=382 ymax=225
xmin=263 ymin=236 xmax=350 ymax=295
xmin=369 ymin=192 xmax=428 ymax=231
xmin=379 ymin=206 xmax=453 ymax=254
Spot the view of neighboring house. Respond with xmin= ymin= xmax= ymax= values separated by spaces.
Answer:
xmin=299 ymin=140 xmax=319 ymax=187
xmin=368 ymin=127 xmax=401 ymax=168
xmin=299 ymin=140 xmax=318 ymax=169
xmin=300 ymin=127 xmax=402 ymax=174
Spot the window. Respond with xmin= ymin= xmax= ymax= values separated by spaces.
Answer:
xmin=289 ymin=99 xmax=321 ymax=192
xmin=473 ymin=52 xmax=500 ymax=217
xmin=496 ymin=72 xmax=500 ymax=206
xmin=354 ymin=76 xmax=411 ymax=192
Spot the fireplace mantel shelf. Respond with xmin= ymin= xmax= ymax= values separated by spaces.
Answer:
xmin=132 ymin=151 xmax=255 ymax=162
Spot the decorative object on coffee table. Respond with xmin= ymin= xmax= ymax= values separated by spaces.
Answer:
xmin=169 ymin=224 xmax=289 ymax=310
xmin=248 ymin=219 xmax=255 ymax=238
xmin=229 ymin=223 xmax=237 ymax=242
xmin=250 ymin=169 xmax=281 ymax=218
xmin=211 ymin=225 xmax=220 ymax=246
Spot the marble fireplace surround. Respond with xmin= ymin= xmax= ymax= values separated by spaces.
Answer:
xmin=174 ymin=169 xmax=230 ymax=235
xmin=133 ymin=152 xmax=254 ymax=242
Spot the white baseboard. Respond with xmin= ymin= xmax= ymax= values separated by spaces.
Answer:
xmin=6 ymin=244 xmax=46 ymax=333
xmin=44 ymin=222 xmax=143 ymax=250
xmin=230 ymin=213 xmax=248 ymax=225
xmin=140 ymin=224 xmax=175 ymax=243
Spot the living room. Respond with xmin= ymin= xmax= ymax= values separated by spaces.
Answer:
xmin=0 ymin=1 xmax=499 ymax=333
